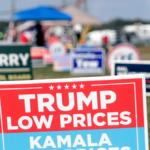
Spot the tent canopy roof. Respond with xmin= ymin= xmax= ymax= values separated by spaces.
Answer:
xmin=62 ymin=5 xmax=102 ymax=26
xmin=12 ymin=5 xmax=72 ymax=21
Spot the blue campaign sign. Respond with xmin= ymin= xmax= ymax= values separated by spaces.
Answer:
xmin=71 ymin=50 xmax=105 ymax=75
xmin=111 ymin=60 xmax=150 ymax=96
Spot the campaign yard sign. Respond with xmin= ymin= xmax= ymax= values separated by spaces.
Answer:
xmin=71 ymin=50 xmax=105 ymax=75
xmin=106 ymin=43 xmax=141 ymax=73
xmin=30 ymin=47 xmax=47 ymax=68
xmin=53 ymin=54 xmax=70 ymax=72
xmin=0 ymin=75 xmax=148 ymax=150
xmin=0 ymin=45 xmax=33 ymax=80
xmin=111 ymin=60 xmax=150 ymax=96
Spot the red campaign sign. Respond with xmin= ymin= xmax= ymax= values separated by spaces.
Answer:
xmin=0 ymin=75 xmax=147 ymax=134
xmin=30 ymin=47 xmax=46 ymax=59
xmin=0 ymin=113 xmax=2 ymax=133
xmin=44 ymin=50 xmax=53 ymax=64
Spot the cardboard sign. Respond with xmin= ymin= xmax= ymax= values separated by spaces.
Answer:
xmin=44 ymin=50 xmax=53 ymax=65
xmin=0 ymin=44 xmax=33 ymax=80
xmin=30 ymin=47 xmax=47 ymax=68
xmin=111 ymin=60 xmax=150 ymax=96
xmin=49 ymin=42 xmax=66 ymax=55
xmin=71 ymin=50 xmax=105 ymax=75
xmin=0 ymin=75 xmax=148 ymax=150
xmin=53 ymin=54 xmax=70 ymax=72
xmin=106 ymin=43 xmax=141 ymax=73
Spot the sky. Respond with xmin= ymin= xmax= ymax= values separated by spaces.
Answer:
xmin=0 ymin=0 xmax=150 ymax=23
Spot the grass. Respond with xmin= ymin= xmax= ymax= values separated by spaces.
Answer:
xmin=33 ymin=65 xmax=110 ymax=79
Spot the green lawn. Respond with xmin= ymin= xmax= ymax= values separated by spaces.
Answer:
xmin=33 ymin=65 xmax=110 ymax=79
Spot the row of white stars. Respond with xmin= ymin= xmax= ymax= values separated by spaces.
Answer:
xmin=49 ymin=84 xmax=84 ymax=90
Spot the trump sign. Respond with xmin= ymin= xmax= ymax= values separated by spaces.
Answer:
xmin=0 ymin=75 xmax=148 ymax=150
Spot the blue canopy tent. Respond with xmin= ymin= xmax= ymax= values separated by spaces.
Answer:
xmin=12 ymin=6 xmax=72 ymax=21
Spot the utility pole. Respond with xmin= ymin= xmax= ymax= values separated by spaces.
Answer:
xmin=11 ymin=0 xmax=16 ymax=15
xmin=62 ymin=0 xmax=67 ymax=7
xmin=76 ymin=0 xmax=87 ymax=12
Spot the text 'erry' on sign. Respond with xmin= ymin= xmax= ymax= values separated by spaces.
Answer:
xmin=0 ymin=45 xmax=33 ymax=80
xmin=0 ymin=75 xmax=148 ymax=150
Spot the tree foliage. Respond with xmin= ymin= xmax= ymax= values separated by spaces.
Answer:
xmin=0 ymin=21 xmax=9 ymax=32
xmin=91 ymin=18 xmax=150 ymax=31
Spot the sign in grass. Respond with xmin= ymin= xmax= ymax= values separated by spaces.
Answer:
xmin=106 ymin=43 xmax=141 ymax=73
xmin=0 ymin=75 xmax=148 ymax=150
xmin=0 ymin=44 xmax=33 ymax=80
xmin=71 ymin=50 xmax=105 ymax=75
xmin=111 ymin=60 xmax=150 ymax=96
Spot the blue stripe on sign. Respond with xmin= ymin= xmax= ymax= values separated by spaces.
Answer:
xmin=0 ymin=134 xmax=3 ymax=150
xmin=2 ymin=127 xmax=146 ymax=150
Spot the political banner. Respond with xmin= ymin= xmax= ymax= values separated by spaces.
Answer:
xmin=0 ymin=75 xmax=148 ymax=150
xmin=49 ymin=42 xmax=66 ymax=56
xmin=111 ymin=60 xmax=150 ymax=96
xmin=43 ymin=50 xmax=53 ymax=65
xmin=71 ymin=50 xmax=105 ymax=75
xmin=30 ymin=47 xmax=47 ymax=68
xmin=0 ymin=44 xmax=33 ymax=80
xmin=53 ymin=54 xmax=70 ymax=72
xmin=106 ymin=43 xmax=141 ymax=73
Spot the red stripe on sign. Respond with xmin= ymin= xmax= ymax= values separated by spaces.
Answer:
xmin=0 ymin=78 xmax=144 ymax=133
xmin=146 ymin=80 xmax=150 ymax=83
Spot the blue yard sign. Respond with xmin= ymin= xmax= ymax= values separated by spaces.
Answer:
xmin=111 ymin=60 xmax=150 ymax=96
xmin=71 ymin=49 xmax=105 ymax=75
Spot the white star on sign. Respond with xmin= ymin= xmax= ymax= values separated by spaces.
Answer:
xmin=79 ymin=83 xmax=84 ymax=89
xmin=57 ymin=85 xmax=62 ymax=90
xmin=49 ymin=85 xmax=54 ymax=90
xmin=64 ymin=84 xmax=69 ymax=89
xmin=72 ymin=84 xmax=77 ymax=89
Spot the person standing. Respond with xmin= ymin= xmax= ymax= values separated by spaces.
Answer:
xmin=102 ymin=35 xmax=109 ymax=53
xmin=34 ymin=22 xmax=44 ymax=46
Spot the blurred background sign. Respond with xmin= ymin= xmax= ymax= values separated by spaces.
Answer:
xmin=0 ymin=44 xmax=33 ymax=80
xmin=106 ymin=43 xmax=141 ymax=73
xmin=111 ymin=60 xmax=150 ymax=96
xmin=30 ymin=47 xmax=47 ymax=68
xmin=71 ymin=49 xmax=105 ymax=75
xmin=49 ymin=41 xmax=66 ymax=55
xmin=53 ymin=53 xmax=70 ymax=71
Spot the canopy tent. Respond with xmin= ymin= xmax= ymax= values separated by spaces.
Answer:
xmin=30 ymin=5 xmax=102 ymax=26
xmin=12 ymin=5 xmax=72 ymax=21
xmin=16 ymin=21 xmax=71 ymax=32
xmin=62 ymin=5 xmax=102 ymax=26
